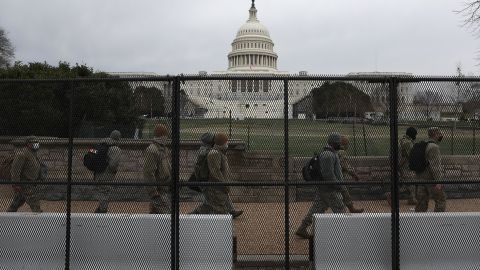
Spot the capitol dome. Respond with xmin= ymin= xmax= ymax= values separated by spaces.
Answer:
xmin=227 ymin=0 xmax=278 ymax=72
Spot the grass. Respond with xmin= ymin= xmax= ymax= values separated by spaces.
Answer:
xmin=142 ymin=119 xmax=480 ymax=156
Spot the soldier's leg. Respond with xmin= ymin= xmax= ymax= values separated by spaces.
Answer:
xmin=147 ymin=187 xmax=171 ymax=214
xmin=296 ymin=190 xmax=329 ymax=239
xmin=406 ymin=185 xmax=417 ymax=205
xmin=341 ymin=187 xmax=364 ymax=213
xmin=7 ymin=191 xmax=26 ymax=212
xmin=414 ymin=185 xmax=429 ymax=212
xmin=207 ymin=188 xmax=230 ymax=214
xmin=95 ymin=185 xmax=110 ymax=213
xmin=340 ymin=187 xmax=353 ymax=207
xmin=190 ymin=188 xmax=208 ymax=214
xmin=327 ymin=191 xmax=347 ymax=213
xmin=430 ymin=186 xmax=447 ymax=212
xmin=190 ymin=201 xmax=205 ymax=214
xmin=192 ymin=188 xmax=226 ymax=214
xmin=25 ymin=188 xmax=42 ymax=213
xmin=226 ymin=194 xmax=243 ymax=218
xmin=385 ymin=192 xmax=392 ymax=206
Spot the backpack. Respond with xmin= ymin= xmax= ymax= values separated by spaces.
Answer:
xmin=83 ymin=143 xmax=110 ymax=173
xmin=408 ymin=141 xmax=431 ymax=173
xmin=0 ymin=155 xmax=14 ymax=181
xmin=302 ymin=154 xmax=322 ymax=182
xmin=194 ymin=148 xmax=211 ymax=182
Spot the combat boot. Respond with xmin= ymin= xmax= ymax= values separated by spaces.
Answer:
xmin=295 ymin=221 xmax=312 ymax=239
xmin=347 ymin=204 xmax=364 ymax=213
xmin=94 ymin=207 xmax=107 ymax=213
xmin=230 ymin=210 xmax=243 ymax=219
xmin=385 ymin=192 xmax=392 ymax=206
xmin=149 ymin=204 xmax=162 ymax=214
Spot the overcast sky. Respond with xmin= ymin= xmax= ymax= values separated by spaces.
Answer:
xmin=0 ymin=0 xmax=478 ymax=76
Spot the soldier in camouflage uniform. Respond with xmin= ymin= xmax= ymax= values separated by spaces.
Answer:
xmin=338 ymin=136 xmax=364 ymax=213
xmin=190 ymin=133 xmax=232 ymax=214
xmin=385 ymin=127 xmax=418 ymax=206
xmin=7 ymin=136 xmax=43 ymax=212
xmin=144 ymin=124 xmax=171 ymax=214
xmin=415 ymin=127 xmax=446 ymax=212
xmin=295 ymin=133 xmax=347 ymax=239
xmin=94 ymin=130 xmax=122 ymax=213
xmin=190 ymin=132 xmax=243 ymax=217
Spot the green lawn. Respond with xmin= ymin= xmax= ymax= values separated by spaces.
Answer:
xmin=142 ymin=119 xmax=480 ymax=156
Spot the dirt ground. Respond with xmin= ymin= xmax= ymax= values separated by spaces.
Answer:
xmin=2 ymin=194 xmax=480 ymax=256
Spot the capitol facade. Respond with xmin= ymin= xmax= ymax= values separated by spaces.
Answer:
xmin=113 ymin=0 xmax=414 ymax=119
xmin=181 ymin=0 xmax=316 ymax=119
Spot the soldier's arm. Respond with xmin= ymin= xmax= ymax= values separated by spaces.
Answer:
xmin=143 ymin=148 xmax=157 ymax=182
xmin=427 ymin=145 xmax=443 ymax=181
xmin=207 ymin=150 xmax=224 ymax=182
xmin=10 ymin=153 xmax=26 ymax=181
xmin=339 ymin=153 xmax=357 ymax=179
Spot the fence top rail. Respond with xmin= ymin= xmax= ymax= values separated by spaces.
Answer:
xmin=0 ymin=76 xmax=175 ymax=84
xmin=2 ymin=74 xmax=480 ymax=83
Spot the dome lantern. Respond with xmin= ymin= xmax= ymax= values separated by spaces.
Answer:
xmin=227 ymin=1 xmax=278 ymax=72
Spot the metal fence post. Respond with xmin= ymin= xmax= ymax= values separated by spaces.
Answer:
xmin=451 ymin=121 xmax=455 ymax=155
xmin=171 ymin=76 xmax=181 ymax=270
xmin=362 ymin=120 xmax=368 ymax=156
xmin=64 ymin=82 xmax=74 ymax=270
xmin=389 ymin=77 xmax=400 ymax=270
xmin=283 ymin=79 xmax=290 ymax=270
xmin=353 ymin=118 xmax=357 ymax=156
xmin=474 ymin=122 xmax=477 ymax=155
xmin=229 ymin=110 xmax=232 ymax=138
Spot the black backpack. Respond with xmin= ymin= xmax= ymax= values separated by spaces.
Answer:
xmin=408 ymin=141 xmax=431 ymax=173
xmin=302 ymin=154 xmax=322 ymax=182
xmin=83 ymin=143 xmax=110 ymax=173
xmin=194 ymin=148 xmax=211 ymax=182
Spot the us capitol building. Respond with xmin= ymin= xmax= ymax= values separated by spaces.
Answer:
xmin=113 ymin=0 xmax=414 ymax=119
xmin=181 ymin=0 xmax=317 ymax=119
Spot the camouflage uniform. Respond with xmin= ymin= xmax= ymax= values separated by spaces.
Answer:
xmin=191 ymin=146 xmax=231 ymax=214
xmin=144 ymin=137 xmax=171 ymax=214
xmin=337 ymin=148 xmax=362 ymax=212
xmin=296 ymin=145 xmax=346 ymax=238
xmin=7 ymin=147 xmax=42 ymax=212
xmin=385 ymin=135 xmax=418 ymax=205
xmin=398 ymin=135 xmax=417 ymax=204
xmin=415 ymin=140 xmax=447 ymax=212
xmin=94 ymin=138 xmax=121 ymax=213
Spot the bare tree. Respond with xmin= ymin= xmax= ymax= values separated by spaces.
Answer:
xmin=457 ymin=1 xmax=480 ymax=64
xmin=413 ymin=90 xmax=442 ymax=119
xmin=0 ymin=28 xmax=14 ymax=68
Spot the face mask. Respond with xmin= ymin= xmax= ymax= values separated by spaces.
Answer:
xmin=32 ymin=143 xmax=40 ymax=151
xmin=217 ymin=143 xmax=228 ymax=152
xmin=411 ymin=135 xmax=417 ymax=140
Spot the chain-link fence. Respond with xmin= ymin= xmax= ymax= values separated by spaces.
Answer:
xmin=0 ymin=75 xmax=479 ymax=269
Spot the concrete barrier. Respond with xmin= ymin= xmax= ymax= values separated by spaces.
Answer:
xmin=0 ymin=213 xmax=233 ymax=270
xmin=313 ymin=212 xmax=480 ymax=270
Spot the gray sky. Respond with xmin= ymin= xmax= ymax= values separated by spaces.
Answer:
xmin=0 ymin=0 xmax=478 ymax=76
